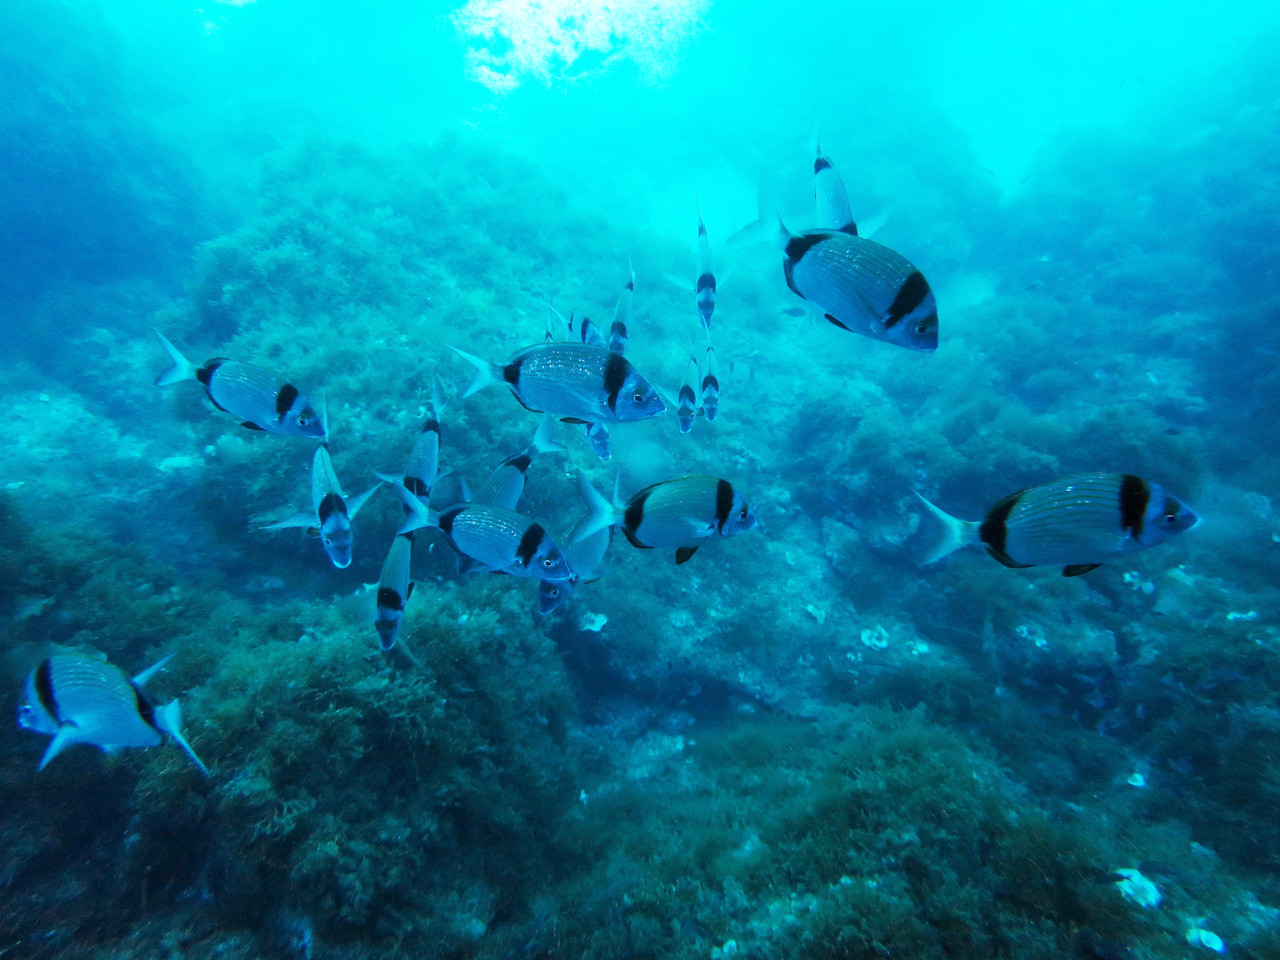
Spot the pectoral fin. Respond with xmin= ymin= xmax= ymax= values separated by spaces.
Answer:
xmin=675 ymin=546 xmax=699 ymax=565
xmin=240 ymin=421 xmax=266 ymax=431
xmin=38 ymin=724 xmax=81 ymax=771
xmin=1062 ymin=563 xmax=1102 ymax=577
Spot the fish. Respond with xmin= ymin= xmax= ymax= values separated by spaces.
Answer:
xmin=609 ymin=259 xmax=634 ymax=354
xmin=472 ymin=415 xmax=566 ymax=512
xmin=915 ymin=473 xmax=1200 ymax=576
xmin=538 ymin=510 xmax=614 ymax=615
xmin=394 ymin=377 xmax=447 ymax=511
xmin=677 ymin=355 xmax=699 ymax=434
xmin=570 ymin=311 xmax=607 ymax=350
xmin=17 ymin=652 xmax=209 ymax=775
xmin=814 ymin=138 xmax=856 ymax=234
xmin=696 ymin=200 xmax=717 ymax=333
xmin=391 ymin=485 xmax=573 ymax=581
xmin=701 ymin=345 xmax=720 ymax=422
xmin=153 ymin=330 xmax=327 ymax=439
xmin=261 ymin=444 xmax=382 ymax=569
xmin=581 ymin=420 xmax=612 ymax=461
xmin=778 ymin=217 xmax=938 ymax=352
xmin=577 ymin=473 xmax=758 ymax=564
xmin=374 ymin=533 xmax=414 ymax=651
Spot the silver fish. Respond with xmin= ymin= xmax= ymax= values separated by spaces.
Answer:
xmin=395 ymin=377 xmax=447 ymax=511
xmin=609 ymin=258 xmax=634 ymax=355
xmin=916 ymin=472 xmax=1200 ymax=576
xmin=814 ymin=138 xmax=855 ymax=234
xmin=473 ymin=415 xmax=566 ymax=512
xmin=701 ymin=346 xmax=720 ymax=422
xmin=582 ymin=421 xmax=611 ymax=461
xmin=18 ymin=652 xmax=208 ymax=775
xmin=391 ymin=485 xmax=572 ymax=581
xmin=538 ymin=510 xmax=614 ymax=615
xmin=577 ymin=473 xmax=757 ymax=565
xmin=778 ymin=219 xmax=938 ymax=352
xmin=696 ymin=200 xmax=716 ymax=333
xmin=153 ymin=330 xmax=326 ymax=439
xmin=677 ymin=355 xmax=699 ymax=434
xmin=262 ymin=444 xmax=382 ymax=569
xmin=374 ymin=533 xmax=414 ymax=651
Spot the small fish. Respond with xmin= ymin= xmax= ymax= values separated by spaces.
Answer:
xmin=374 ymin=533 xmax=414 ymax=651
xmin=677 ymin=355 xmax=699 ymax=434
xmin=577 ymin=473 xmax=757 ymax=564
xmin=778 ymin=218 xmax=938 ymax=352
xmin=916 ymin=473 xmax=1200 ymax=576
xmin=473 ymin=415 xmax=566 ymax=511
xmin=153 ymin=330 xmax=327 ymax=439
xmin=696 ymin=200 xmax=717 ymax=333
xmin=395 ymin=377 xmax=447 ymax=511
xmin=814 ymin=138 xmax=855 ymax=234
xmin=701 ymin=345 xmax=720 ymax=422
xmin=539 ymin=510 xmax=614 ymax=615
xmin=570 ymin=310 xmax=607 ymax=349
xmin=17 ymin=652 xmax=209 ymax=775
xmin=580 ymin=420 xmax=612 ymax=461
xmin=609 ymin=259 xmax=634 ymax=354
xmin=262 ymin=445 xmax=382 ymax=569
xmin=392 ymin=485 xmax=573 ymax=581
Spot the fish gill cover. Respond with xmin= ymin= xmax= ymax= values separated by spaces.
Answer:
xmin=0 ymin=0 xmax=1279 ymax=958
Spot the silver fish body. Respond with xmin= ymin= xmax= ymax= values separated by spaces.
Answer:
xmin=701 ymin=346 xmax=720 ymax=422
xmin=264 ymin=445 xmax=381 ymax=569
xmin=610 ymin=263 xmax=633 ymax=354
xmin=18 ymin=653 xmax=208 ymax=774
xmin=375 ymin=533 xmax=414 ymax=651
xmin=917 ymin=473 xmax=1199 ymax=575
xmin=696 ymin=206 xmax=716 ymax=332
xmin=398 ymin=378 xmax=447 ymax=510
xmin=677 ymin=356 xmax=699 ymax=434
xmin=814 ymin=142 xmax=855 ymax=234
xmin=154 ymin=331 xmax=326 ymax=439
xmin=539 ymin=511 xmax=613 ymax=614
xmin=781 ymin=228 xmax=937 ymax=352
xmin=437 ymin=503 xmax=572 ymax=580
xmin=473 ymin=415 xmax=565 ymax=511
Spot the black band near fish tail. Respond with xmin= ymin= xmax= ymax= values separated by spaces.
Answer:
xmin=34 ymin=659 xmax=60 ymax=722
xmin=502 ymin=357 xmax=524 ymax=386
xmin=814 ymin=156 xmax=833 ymax=173
xmin=624 ymin=490 xmax=649 ymax=540
xmin=714 ymin=479 xmax=734 ymax=532
xmin=603 ymin=353 xmax=629 ymax=412
xmin=884 ymin=271 xmax=931 ymax=329
xmin=275 ymin=383 xmax=300 ymax=418
xmin=404 ymin=476 xmax=430 ymax=498
xmin=515 ymin=523 xmax=547 ymax=567
xmin=317 ymin=492 xmax=348 ymax=525
xmin=505 ymin=453 xmax=532 ymax=474
xmin=196 ymin=360 xmax=222 ymax=387
xmin=696 ymin=272 xmax=716 ymax=295
xmin=438 ymin=506 xmax=465 ymax=536
xmin=1119 ymin=474 xmax=1150 ymax=539
xmin=376 ymin=587 xmax=405 ymax=612
xmin=421 ymin=419 xmax=440 ymax=435
xmin=784 ymin=233 xmax=824 ymax=264
xmin=979 ymin=489 xmax=1023 ymax=559
xmin=133 ymin=683 xmax=158 ymax=731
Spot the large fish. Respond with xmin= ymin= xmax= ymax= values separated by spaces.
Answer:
xmin=916 ymin=473 xmax=1200 ymax=576
xmin=17 ymin=652 xmax=209 ymax=775
xmin=577 ymin=474 xmax=757 ymax=564
xmin=374 ymin=533 xmax=414 ymax=651
xmin=778 ymin=218 xmax=938 ymax=352
xmin=538 ymin=510 xmax=614 ymax=615
xmin=153 ymin=331 xmax=327 ymax=439
xmin=391 ymin=484 xmax=572 ymax=581
xmin=262 ymin=445 xmax=382 ymax=569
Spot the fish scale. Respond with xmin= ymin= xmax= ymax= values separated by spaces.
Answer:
xmin=629 ymin=477 xmax=727 ymax=546
xmin=508 ymin=344 xmax=620 ymax=420
xmin=208 ymin=362 xmax=290 ymax=420
xmin=792 ymin=234 xmax=914 ymax=318
xmin=1000 ymin=476 xmax=1137 ymax=563
xmin=444 ymin=504 xmax=545 ymax=570
xmin=44 ymin=656 xmax=161 ymax=748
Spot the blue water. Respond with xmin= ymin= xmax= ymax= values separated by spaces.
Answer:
xmin=3 ymin=1 xmax=1280 ymax=957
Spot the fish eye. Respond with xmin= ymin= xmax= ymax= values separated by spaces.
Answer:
xmin=914 ymin=322 xmax=929 ymax=335
xmin=633 ymin=392 xmax=645 ymax=403
xmin=1163 ymin=513 xmax=1178 ymax=524
xmin=739 ymin=506 xmax=749 ymax=521
xmin=542 ymin=557 xmax=555 ymax=568
xmin=297 ymin=414 xmax=309 ymax=426
xmin=548 ymin=587 xmax=560 ymax=598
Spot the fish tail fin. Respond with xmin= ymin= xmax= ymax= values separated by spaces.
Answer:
xmin=531 ymin=414 xmax=567 ymax=456
xmin=38 ymin=724 xmax=80 ymax=771
xmin=575 ymin=472 xmax=620 ymax=543
xmin=430 ymin=375 xmax=447 ymax=419
xmin=448 ymin=346 xmax=500 ymax=399
xmin=315 ymin=390 xmax=330 ymax=442
xmin=914 ymin=493 xmax=980 ymax=565
xmin=131 ymin=653 xmax=174 ymax=688
xmin=382 ymin=475 xmax=438 ymax=534
xmin=153 ymin=330 xmax=198 ymax=386
xmin=154 ymin=699 xmax=210 ymax=777
xmin=345 ymin=480 xmax=384 ymax=520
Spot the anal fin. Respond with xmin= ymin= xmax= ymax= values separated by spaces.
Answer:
xmin=38 ymin=723 xmax=81 ymax=771
xmin=675 ymin=546 xmax=699 ymax=565
xmin=984 ymin=545 xmax=1034 ymax=569
xmin=1062 ymin=563 xmax=1102 ymax=577
xmin=240 ymin=421 xmax=266 ymax=431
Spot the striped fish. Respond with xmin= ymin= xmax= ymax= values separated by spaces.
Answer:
xmin=538 ymin=510 xmax=615 ymax=615
xmin=814 ymin=138 xmax=855 ymax=234
xmin=916 ymin=473 xmax=1199 ymax=576
xmin=778 ymin=220 xmax=938 ymax=352
xmin=577 ymin=474 xmax=757 ymax=565
xmin=153 ymin=331 xmax=326 ymax=439
xmin=18 ymin=652 xmax=208 ymax=775
xmin=472 ymin=415 xmax=566 ymax=512
xmin=262 ymin=445 xmax=382 ymax=569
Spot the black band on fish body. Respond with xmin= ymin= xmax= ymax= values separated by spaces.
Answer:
xmin=714 ymin=479 xmax=734 ymax=532
xmin=34 ymin=659 xmax=59 ymax=722
xmin=979 ymin=489 xmax=1023 ymax=559
xmin=516 ymin=523 xmax=546 ymax=567
xmin=785 ymin=233 xmax=825 ymax=264
xmin=275 ymin=383 xmax=301 ymax=419
xmin=623 ymin=490 xmax=649 ymax=540
xmin=884 ymin=271 xmax=931 ymax=329
xmin=502 ymin=358 xmax=524 ymax=386
xmin=404 ymin=476 xmax=429 ymax=498
xmin=317 ymin=492 xmax=348 ymax=526
xmin=438 ymin=506 xmax=465 ymax=536
xmin=421 ymin=419 xmax=440 ymax=435
xmin=622 ymin=527 xmax=650 ymax=549
xmin=696 ymin=272 xmax=716 ymax=295
xmin=698 ymin=222 xmax=707 ymax=237
xmin=505 ymin=453 xmax=532 ymax=474
xmin=133 ymin=683 xmax=158 ymax=731
xmin=1119 ymin=474 xmax=1150 ymax=539
xmin=814 ymin=156 xmax=833 ymax=173
xmin=196 ymin=361 xmax=222 ymax=387
xmin=702 ymin=374 xmax=719 ymax=393
xmin=678 ymin=385 xmax=697 ymax=404
xmin=603 ymin=353 xmax=629 ymax=412
xmin=377 ymin=586 xmax=405 ymax=611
